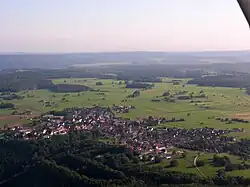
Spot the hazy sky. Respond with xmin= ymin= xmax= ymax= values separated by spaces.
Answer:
xmin=1 ymin=0 xmax=250 ymax=52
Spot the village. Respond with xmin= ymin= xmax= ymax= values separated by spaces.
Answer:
xmin=1 ymin=106 xmax=243 ymax=162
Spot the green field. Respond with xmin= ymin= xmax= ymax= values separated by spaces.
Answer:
xmin=150 ymin=150 xmax=246 ymax=177
xmin=2 ymin=78 xmax=250 ymax=177
xmin=2 ymin=78 xmax=250 ymax=134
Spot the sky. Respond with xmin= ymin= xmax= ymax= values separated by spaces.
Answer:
xmin=1 ymin=0 xmax=250 ymax=52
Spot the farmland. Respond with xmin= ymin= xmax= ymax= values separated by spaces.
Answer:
xmin=2 ymin=77 xmax=250 ymax=179
xmin=2 ymin=78 xmax=250 ymax=132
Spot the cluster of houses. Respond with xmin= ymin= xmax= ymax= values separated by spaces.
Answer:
xmin=2 ymin=106 xmax=243 ymax=161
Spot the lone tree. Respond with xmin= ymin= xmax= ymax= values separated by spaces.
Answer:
xmin=0 ymin=102 xmax=15 ymax=109
xmin=132 ymin=90 xmax=140 ymax=97
xmin=216 ymin=169 xmax=226 ymax=177
xmin=96 ymin=82 xmax=103 ymax=86
xmin=162 ymin=91 xmax=170 ymax=97
xmin=154 ymin=155 xmax=162 ymax=163
xmin=182 ymin=151 xmax=188 ymax=158
xmin=196 ymin=160 xmax=205 ymax=167
xmin=170 ymin=160 xmax=179 ymax=167
xmin=3 ymin=124 xmax=8 ymax=130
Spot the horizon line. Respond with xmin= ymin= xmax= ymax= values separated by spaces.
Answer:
xmin=0 ymin=49 xmax=250 ymax=55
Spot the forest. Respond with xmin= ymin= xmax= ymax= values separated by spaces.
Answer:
xmin=187 ymin=74 xmax=250 ymax=88
xmin=0 ymin=71 xmax=91 ymax=93
xmin=1 ymin=131 xmax=250 ymax=187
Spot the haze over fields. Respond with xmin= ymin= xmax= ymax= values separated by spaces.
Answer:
xmin=1 ymin=0 xmax=250 ymax=69
xmin=1 ymin=51 xmax=250 ymax=69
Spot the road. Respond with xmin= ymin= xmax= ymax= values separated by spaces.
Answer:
xmin=193 ymin=152 xmax=205 ymax=178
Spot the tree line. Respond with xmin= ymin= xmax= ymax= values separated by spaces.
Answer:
xmin=187 ymin=75 xmax=250 ymax=89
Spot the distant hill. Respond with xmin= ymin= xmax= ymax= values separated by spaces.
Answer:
xmin=0 ymin=51 xmax=250 ymax=70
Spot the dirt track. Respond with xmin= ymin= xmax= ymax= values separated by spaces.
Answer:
xmin=232 ymin=112 xmax=250 ymax=120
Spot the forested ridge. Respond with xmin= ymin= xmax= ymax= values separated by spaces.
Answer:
xmin=1 ymin=132 xmax=250 ymax=187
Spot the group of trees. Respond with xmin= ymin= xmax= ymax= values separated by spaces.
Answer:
xmin=216 ymin=117 xmax=249 ymax=124
xmin=177 ymin=138 xmax=250 ymax=159
xmin=223 ymin=139 xmax=250 ymax=158
xmin=225 ymin=163 xmax=250 ymax=172
xmin=50 ymin=84 xmax=90 ymax=93
xmin=96 ymin=82 xmax=104 ymax=86
xmin=0 ymin=102 xmax=15 ymax=109
xmin=212 ymin=154 xmax=250 ymax=173
xmin=126 ymin=82 xmax=154 ymax=89
xmin=0 ymin=93 xmax=24 ymax=100
xmin=0 ymin=71 xmax=91 ymax=93
xmin=1 ymin=132 xmax=250 ymax=187
xmin=127 ymin=90 xmax=141 ymax=98
xmin=188 ymin=74 xmax=250 ymax=89
xmin=140 ymin=116 xmax=185 ymax=126
xmin=213 ymin=155 xmax=232 ymax=167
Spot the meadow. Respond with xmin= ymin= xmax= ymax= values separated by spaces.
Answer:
xmin=2 ymin=78 xmax=250 ymax=134
xmin=150 ymin=149 xmax=250 ymax=178
xmin=2 ymin=77 xmax=250 ymax=177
